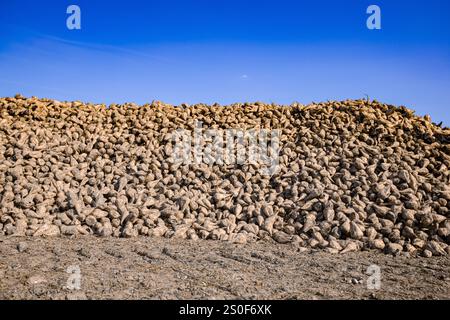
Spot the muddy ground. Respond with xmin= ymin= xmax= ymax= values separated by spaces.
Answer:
xmin=0 ymin=236 xmax=448 ymax=300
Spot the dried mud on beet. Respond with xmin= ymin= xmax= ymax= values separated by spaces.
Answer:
xmin=0 ymin=236 xmax=449 ymax=299
xmin=0 ymin=96 xmax=449 ymax=257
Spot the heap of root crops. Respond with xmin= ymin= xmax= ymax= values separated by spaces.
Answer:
xmin=0 ymin=95 xmax=449 ymax=257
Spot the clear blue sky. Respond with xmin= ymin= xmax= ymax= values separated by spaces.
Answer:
xmin=0 ymin=0 xmax=449 ymax=125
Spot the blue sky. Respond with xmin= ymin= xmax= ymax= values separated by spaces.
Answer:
xmin=0 ymin=0 xmax=449 ymax=125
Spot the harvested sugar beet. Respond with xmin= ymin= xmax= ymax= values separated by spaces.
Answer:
xmin=0 ymin=95 xmax=449 ymax=257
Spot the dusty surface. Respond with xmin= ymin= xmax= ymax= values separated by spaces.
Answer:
xmin=0 ymin=236 xmax=449 ymax=300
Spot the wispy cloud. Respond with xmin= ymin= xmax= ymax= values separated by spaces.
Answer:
xmin=2 ymin=23 xmax=173 ymax=63
xmin=40 ymin=34 xmax=173 ymax=63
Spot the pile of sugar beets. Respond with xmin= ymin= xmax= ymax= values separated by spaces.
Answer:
xmin=0 ymin=95 xmax=449 ymax=257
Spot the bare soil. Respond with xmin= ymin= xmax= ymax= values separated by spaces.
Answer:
xmin=0 ymin=236 xmax=449 ymax=300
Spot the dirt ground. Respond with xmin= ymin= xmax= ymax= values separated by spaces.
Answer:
xmin=0 ymin=236 xmax=448 ymax=300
